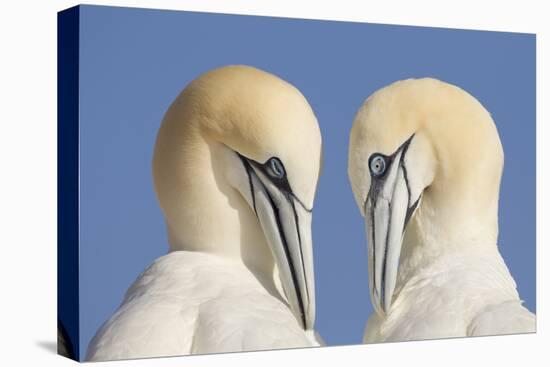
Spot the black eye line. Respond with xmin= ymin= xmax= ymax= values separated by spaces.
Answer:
xmin=363 ymin=133 xmax=416 ymax=210
xmin=236 ymin=153 xmax=313 ymax=213
xmin=254 ymin=157 xmax=292 ymax=191
xmin=237 ymin=154 xmax=258 ymax=215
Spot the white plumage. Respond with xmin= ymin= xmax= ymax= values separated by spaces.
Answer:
xmin=87 ymin=65 xmax=322 ymax=360
xmin=348 ymin=78 xmax=535 ymax=343
xmin=363 ymin=248 xmax=534 ymax=342
xmin=87 ymin=252 xmax=317 ymax=360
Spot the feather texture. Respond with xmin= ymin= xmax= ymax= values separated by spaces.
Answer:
xmin=364 ymin=248 xmax=535 ymax=342
xmin=87 ymin=251 xmax=316 ymax=361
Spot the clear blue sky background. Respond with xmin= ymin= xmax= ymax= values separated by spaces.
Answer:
xmin=77 ymin=5 xmax=536 ymax=358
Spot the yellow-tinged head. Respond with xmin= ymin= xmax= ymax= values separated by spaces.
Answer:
xmin=153 ymin=65 xmax=322 ymax=330
xmin=348 ymin=78 xmax=503 ymax=315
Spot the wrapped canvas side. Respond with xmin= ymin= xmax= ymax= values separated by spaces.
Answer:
xmin=57 ymin=5 xmax=80 ymax=362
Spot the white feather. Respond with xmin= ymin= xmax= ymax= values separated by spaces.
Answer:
xmin=86 ymin=251 xmax=317 ymax=361
xmin=364 ymin=248 xmax=535 ymax=343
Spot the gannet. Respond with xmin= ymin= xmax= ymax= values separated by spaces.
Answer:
xmin=86 ymin=65 xmax=322 ymax=361
xmin=348 ymin=78 xmax=535 ymax=343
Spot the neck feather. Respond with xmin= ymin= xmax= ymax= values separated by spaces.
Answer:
xmin=154 ymin=124 xmax=278 ymax=291
xmin=396 ymin=190 xmax=499 ymax=286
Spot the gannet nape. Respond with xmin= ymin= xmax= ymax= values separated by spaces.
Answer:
xmin=86 ymin=65 xmax=322 ymax=360
xmin=348 ymin=78 xmax=535 ymax=343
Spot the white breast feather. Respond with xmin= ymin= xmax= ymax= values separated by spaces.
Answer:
xmin=364 ymin=248 xmax=535 ymax=343
xmin=86 ymin=251 xmax=314 ymax=361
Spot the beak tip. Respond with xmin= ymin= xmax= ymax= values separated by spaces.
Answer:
xmin=372 ymin=288 xmax=392 ymax=315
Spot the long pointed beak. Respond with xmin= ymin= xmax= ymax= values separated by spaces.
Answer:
xmin=365 ymin=149 xmax=419 ymax=315
xmin=245 ymin=164 xmax=315 ymax=330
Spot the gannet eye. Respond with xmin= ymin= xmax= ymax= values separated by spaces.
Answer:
xmin=369 ymin=154 xmax=387 ymax=177
xmin=267 ymin=157 xmax=286 ymax=179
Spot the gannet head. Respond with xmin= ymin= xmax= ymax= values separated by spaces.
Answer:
xmin=153 ymin=65 xmax=322 ymax=330
xmin=348 ymin=78 xmax=503 ymax=315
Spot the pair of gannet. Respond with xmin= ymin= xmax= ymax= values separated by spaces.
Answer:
xmin=86 ymin=66 xmax=534 ymax=361
xmin=348 ymin=78 xmax=536 ymax=342
xmin=86 ymin=66 xmax=322 ymax=361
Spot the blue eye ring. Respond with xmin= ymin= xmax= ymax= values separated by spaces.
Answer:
xmin=267 ymin=157 xmax=285 ymax=179
xmin=369 ymin=154 xmax=387 ymax=176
